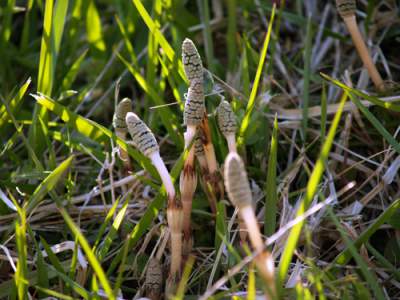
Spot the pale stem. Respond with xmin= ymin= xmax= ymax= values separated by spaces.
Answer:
xmin=343 ymin=15 xmax=384 ymax=91
xmin=240 ymin=205 xmax=264 ymax=252
xmin=226 ymin=134 xmax=237 ymax=153
xmin=170 ymin=231 xmax=183 ymax=276
xmin=149 ymin=151 xmax=176 ymax=200
xmin=184 ymin=126 xmax=197 ymax=148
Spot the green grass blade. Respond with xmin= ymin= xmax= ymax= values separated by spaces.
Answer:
xmin=320 ymin=81 xmax=327 ymax=145
xmin=302 ymin=15 xmax=312 ymax=141
xmin=237 ymin=6 xmax=276 ymax=148
xmin=333 ymin=198 xmax=400 ymax=265
xmin=327 ymin=208 xmax=386 ymax=300
xmin=25 ymin=155 xmax=74 ymax=214
xmin=96 ymin=197 xmax=130 ymax=261
xmin=226 ymin=0 xmax=237 ymax=71
xmin=0 ymin=77 xmax=31 ymax=129
xmin=130 ymin=0 xmax=187 ymax=83
xmin=34 ymin=286 xmax=74 ymax=300
xmin=15 ymin=207 xmax=28 ymax=299
xmin=197 ymin=0 xmax=214 ymax=71
xmin=86 ymin=0 xmax=106 ymax=56
xmin=59 ymin=208 xmax=115 ymax=299
xmin=247 ymin=264 xmax=256 ymax=300
xmin=264 ymin=115 xmax=278 ymax=237
xmin=61 ymin=49 xmax=88 ymax=91
xmin=321 ymin=73 xmax=400 ymax=112
xmin=278 ymin=92 xmax=348 ymax=291
xmin=347 ymin=93 xmax=400 ymax=154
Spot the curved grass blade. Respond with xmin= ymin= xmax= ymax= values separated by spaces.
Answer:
xmin=321 ymin=73 xmax=400 ymax=112
xmin=25 ymin=155 xmax=74 ymax=214
xmin=59 ymin=208 xmax=115 ymax=299
xmin=327 ymin=208 xmax=386 ymax=300
xmin=264 ymin=115 xmax=278 ymax=237
xmin=130 ymin=0 xmax=187 ymax=83
xmin=277 ymin=92 xmax=348 ymax=292
xmin=237 ymin=6 xmax=276 ymax=148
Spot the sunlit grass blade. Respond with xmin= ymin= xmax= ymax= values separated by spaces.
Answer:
xmin=327 ymin=208 xmax=386 ymax=300
xmin=34 ymin=286 xmax=74 ymax=300
xmin=321 ymin=73 xmax=400 ymax=112
xmin=59 ymin=208 xmax=115 ymax=299
xmin=237 ymin=6 xmax=276 ymax=148
xmin=25 ymin=155 xmax=74 ymax=214
xmin=320 ymin=81 xmax=327 ymax=145
xmin=130 ymin=0 xmax=187 ymax=83
xmin=278 ymin=92 xmax=348 ymax=292
xmin=264 ymin=115 xmax=278 ymax=237
xmin=247 ymin=264 xmax=256 ymax=300
xmin=174 ymin=255 xmax=195 ymax=300
xmin=86 ymin=0 xmax=106 ymax=56
xmin=115 ymin=15 xmax=138 ymax=65
xmin=333 ymin=198 xmax=400 ymax=265
xmin=96 ymin=197 xmax=130 ymax=261
xmin=15 ymin=206 xmax=28 ymax=299
xmin=33 ymin=93 xmax=159 ymax=178
xmin=0 ymin=77 xmax=31 ymax=129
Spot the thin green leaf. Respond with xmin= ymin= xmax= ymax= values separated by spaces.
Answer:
xmin=302 ymin=15 xmax=312 ymax=140
xmin=25 ymin=155 xmax=74 ymax=214
xmin=59 ymin=208 xmax=115 ymax=299
xmin=237 ymin=6 xmax=276 ymax=148
xmin=278 ymin=92 xmax=348 ymax=292
xmin=86 ymin=0 xmax=106 ymax=55
xmin=265 ymin=115 xmax=278 ymax=237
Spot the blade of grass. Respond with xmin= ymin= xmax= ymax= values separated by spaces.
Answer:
xmin=59 ymin=207 xmax=115 ymax=299
xmin=0 ymin=77 xmax=31 ymax=129
xmin=333 ymin=198 xmax=400 ymax=265
xmin=197 ymin=0 xmax=214 ymax=71
xmin=34 ymin=286 xmax=74 ymax=300
xmin=237 ymin=6 xmax=276 ymax=149
xmin=327 ymin=208 xmax=386 ymax=300
xmin=130 ymin=0 xmax=187 ymax=83
xmin=278 ymin=92 xmax=348 ymax=293
xmin=14 ymin=205 xmax=28 ymax=299
xmin=174 ymin=255 xmax=195 ymax=300
xmin=86 ymin=0 xmax=106 ymax=56
xmin=302 ymin=15 xmax=312 ymax=141
xmin=61 ymin=49 xmax=88 ymax=91
xmin=320 ymin=81 xmax=327 ymax=145
xmin=25 ymin=155 xmax=74 ymax=214
xmin=264 ymin=115 xmax=278 ymax=237
xmin=321 ymin=73 xmax=400 ymax=112
xmin=226 ymin=0 xmax=237 ymax=71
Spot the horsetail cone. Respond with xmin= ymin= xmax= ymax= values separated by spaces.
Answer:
xmin=182 ymin=38 xmax=203 ymax=82
xmin=194 ymin=133 xmax=205 ymax=157
xmin=113 ymin=98 xmax=132 ymax=131
xmin=335 ymin=0 xmax=356 ymax=18
xmin=126 ymin=112 xmax=159 ymax=157
xmin=217 ymin=100 xmax=237 ymax=137
xmin=184 ymin=78 xmax=205 ymax=127
xmin=145 ymin=258 xmax=163 ymax=300
xmin=224 ymin=153 xmax=252 ymax=209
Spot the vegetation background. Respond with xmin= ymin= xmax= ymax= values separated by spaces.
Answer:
xmin=0 ymin=0 xmax=400 ymax=299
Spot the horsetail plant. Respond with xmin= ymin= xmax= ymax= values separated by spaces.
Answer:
xmin=125 ymin=112 xmax=183 ymax=291
xmin=217 ymin=100 xmax=237 ymax=153
xmin=224 ymin=153 xmax=276 ymax=298
xmin=336 ymin=0 xmax=385 ymax=91
xmin=113 ymin=98 xmax=133 ymax=172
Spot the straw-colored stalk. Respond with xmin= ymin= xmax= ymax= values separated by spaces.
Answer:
xmin=224 ymin=153 xmax=276 ymax=298
xmin=199 ymin=113 xmax=224 ymax=202
xmin=113 ymin=98 xmax=133 ymax=172
xmin=125 ymin=112 xmax=182 ymax=290
xmin=336 ymin=0 xmax=385 ymax=91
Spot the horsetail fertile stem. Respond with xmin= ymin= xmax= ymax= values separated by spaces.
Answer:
xmin=336 ymin=0 xmax=385 ymax=91
xmin=182 ymin=38 xmax=203 ymax=83
xmin=125 ymin=112 xmax=183 ymax=285
xmin=224 ymin=153 xmax=276 ymax=297
xmin=113 ymin=98 xmax=132 ymax=172
xmin=195 ymin=133 xmax=217 ymax=215
xmin=217 ymin=100 xmax=237 ymax=153
xmin=145 ymin=257 xmax=163 ymax=300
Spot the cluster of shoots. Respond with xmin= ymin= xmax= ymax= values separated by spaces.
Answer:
xmin=114 ymin=38 xmax=272 ymax=297
xmin=335 ymin=0 xmax=385 ymax=91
